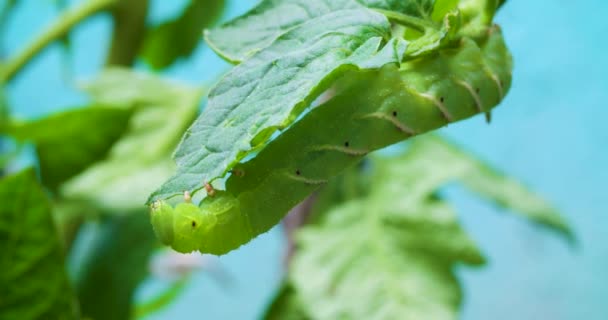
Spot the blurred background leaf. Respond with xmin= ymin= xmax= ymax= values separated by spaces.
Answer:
xmin=263 ymin=284 xmax=309 ymax=320
xmin=141 ymin=0 xmax=225 ymax=69
xmin=6 ymin=107 xmax=132 ymax=190
xmin=74 ymin=212 xmax=157 ymax=320
xmin=0 ymin=169 xmax=78 ymax=320
xmin=269 ymin=135 xmax=572 ymax=319
xmin=405 ymin=136 xmax=573 ymax=241
xmin=51 ymin=68 xmax=206 ymax=319
xmin=60 ymin=68 xmax=203 ymax=211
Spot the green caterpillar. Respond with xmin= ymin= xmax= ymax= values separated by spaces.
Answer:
xmin=150 ymin=26 xmax=512 ymax=255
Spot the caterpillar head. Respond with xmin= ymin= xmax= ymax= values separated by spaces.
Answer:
xmin=150 ymin=191 xmax=243 ymax=255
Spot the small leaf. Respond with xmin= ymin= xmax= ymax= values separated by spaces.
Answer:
xmin=142 ymin=0 xmax=225 ymax=69
xmin=0 ymin=169 xmax=78 ymax=319
xmin=151 ymin=3 xmax=408 ymax=202
xmin=61 ymin=68 xmax=203 ymax=211
xmin=7 ymin=107 xmax=132 ymax=190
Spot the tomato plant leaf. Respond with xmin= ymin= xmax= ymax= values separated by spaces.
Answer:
xmin=6 ymin=107 xmax=132 ymax=190
xmin=150 ymin=3 xmax=413 ymax=202
xmin=61 ymin=68 xmax=203 ymax=211
xmin=152 ymin=0 xmax=481 ymax=204
xmin=141 ymin=0 xmax=225 ymax=69
xmin=0 ymin=169 xmax=78 ymax=320
xmin=205 ymin=0 xmax=364 ymax=63
xmin=278 ymin=135 xmax=571 ymax=319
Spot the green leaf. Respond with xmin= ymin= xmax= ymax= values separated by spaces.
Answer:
xmin=0 ymin=169 xmax=78 ymax=320
xmin=150 ymin=2 xmax=411 ymax=202
xmin=274 ymin=135 xmax=571 ymax=319
xmin=290 ymin=171 xmax=483 ymax=319
xmin=371 ymin=1 xmax=461 ymax=57
xmin=6 ymin=107 xmax=132 ymax=190
xmin=75 ymin=213 xmax=157 ymax=320
xmin=141 ymin=0 xmax=225 ymax=69
xmin=415 ymin=136 xmax=574 ymax=241
xmin=205 ymin=0 xmax=357 ymax=63
xmin=61 ymin=68 xmax=203 ymax=211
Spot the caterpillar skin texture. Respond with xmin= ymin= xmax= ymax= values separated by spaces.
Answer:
xmin=151 ymin=28 xmax=512 ymax=255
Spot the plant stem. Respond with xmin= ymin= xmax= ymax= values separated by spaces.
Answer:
xmin=373 ymin=9 xmax=436 ymax=33
xmin=105 ymin=0 xmax=149 ymax=66
xmin=0 ymin=0 xmax=118 ymax=83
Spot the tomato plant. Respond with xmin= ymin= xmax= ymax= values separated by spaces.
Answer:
xmin=0 ymin=1 xmax=575 ymax=319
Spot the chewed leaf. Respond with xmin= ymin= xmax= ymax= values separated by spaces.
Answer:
xmin=149 ymin=6 xmax=407 ymax=203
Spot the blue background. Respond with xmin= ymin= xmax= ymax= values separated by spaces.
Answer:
xmin=2 ymin=0 xmax=607 ymax=319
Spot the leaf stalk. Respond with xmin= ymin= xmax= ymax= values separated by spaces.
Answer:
xmin=0 ymin=0 xmax=118 ymax=83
